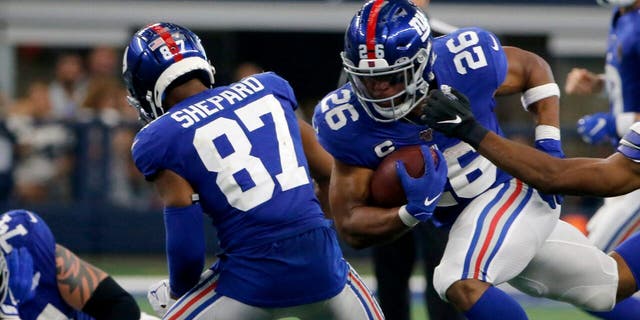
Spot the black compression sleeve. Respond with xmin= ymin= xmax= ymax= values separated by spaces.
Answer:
xmin=81 ymin=276 xmax=141 ymax=320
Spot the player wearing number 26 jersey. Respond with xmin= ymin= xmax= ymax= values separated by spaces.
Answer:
xmin=314 ymin=1 xmax=637 ymax=319
xmin=125 ymin=23 xmax=382 ymax=319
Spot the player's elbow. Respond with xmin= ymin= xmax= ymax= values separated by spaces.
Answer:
xmin=334 ymin=220 xmax=370 ymax=249
xmin=82 ymin=276 xmax=141 ymax=320
xmin=343 ymin=235 xmax=370 ymax=250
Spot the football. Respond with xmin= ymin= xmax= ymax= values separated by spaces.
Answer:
xmin=369 ymin=145 xmax=438 ymax=208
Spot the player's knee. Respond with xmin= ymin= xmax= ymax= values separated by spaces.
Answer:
xmin=433 ymin=263 xmax=482 ymax=305
xmin=570 ymin=288 xmax=617 ymax=312
xmin=444 ymin=279 xmax=490 ymax=311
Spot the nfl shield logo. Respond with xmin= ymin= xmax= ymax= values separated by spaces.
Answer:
xmin=419 ymin=129 xmax=433 ymax=142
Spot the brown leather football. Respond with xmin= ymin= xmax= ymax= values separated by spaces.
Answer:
xmin=370 ymin=145 xmax=437 ymax=208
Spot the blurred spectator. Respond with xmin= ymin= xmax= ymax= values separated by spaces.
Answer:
xmin=48 ymin=53 xmax=87 ymax=120
xmin=87 ymin=46 xmax=119 ymax=79
xmin=78 ymin=76 xmax=128 ymax=126
xmin=0 ymin=89 xmax=15 ymax=202
xmin=0 ymin=122 xmax=15 ymax=203
xmin=109 ymin=127 xmax=160 ymax=210
xmin=6 ymin=81 xmax=75 ymax=203
xmin=0 ymin=90 xmax=8 ymax=116
xmin=77 ymin=75 xmax=155 ymax=209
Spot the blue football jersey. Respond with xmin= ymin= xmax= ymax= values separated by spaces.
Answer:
xmin=605 ymin=8 xmax=640 ymax=114
xmin=0 ymin=210 xmax=91 ymax=320
xmin=132 ymin=72 xmax=346 ymax=306
xmin=314 ymin=28 xmax=512 ymax=220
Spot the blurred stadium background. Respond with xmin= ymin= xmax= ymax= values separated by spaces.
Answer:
xmin=0 ymin=0 xmax=616 ymax=318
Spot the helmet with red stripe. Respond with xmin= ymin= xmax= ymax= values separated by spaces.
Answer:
xmin=342 ymin=0 xmax=435 ymax=122
xmin=123 ymin=22 xmax=216 ymax=123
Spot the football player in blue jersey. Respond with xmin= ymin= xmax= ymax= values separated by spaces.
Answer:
xmin=0 ymin=209 xmax=142 ymax=320
xmin=356 ymin=1 xmax=464 ymax=320
xmin=337 ymin=2 xmax=463 ymax=320
xmin=422 ymin=86 xmax=640 ymax=319
xmin=565 ymin=0 xmax=640 ymax=256
xmin=123 ymin=22 xmax=383 ymax=319
xmin=313 ymin=0 xmax=638 ymax=319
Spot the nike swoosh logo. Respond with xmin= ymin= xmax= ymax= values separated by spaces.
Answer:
xmin=27 ymin=211 xmax=38 ymax=223
xmin=424 ymin=193 xmax=442 ymax=206
xmin=589 ymin=118 xmax=607 ymax=136
xmin=437 ymin=115 xmax=462 ymax=124
xmin=490 ymin=35 xmax=500 ymax=51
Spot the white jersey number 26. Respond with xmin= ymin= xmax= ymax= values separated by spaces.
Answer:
xmin=446 ymin=31 xmax=488 ymax=75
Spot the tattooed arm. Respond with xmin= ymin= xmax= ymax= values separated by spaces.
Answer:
xmin=55 ymin=244 xmax=140 ymax=319
xmin=55 ymin=244 xmax=108 ymax=309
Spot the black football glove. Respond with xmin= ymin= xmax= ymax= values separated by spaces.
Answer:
xmin=420 ymin=86 xmax=489 ymax=149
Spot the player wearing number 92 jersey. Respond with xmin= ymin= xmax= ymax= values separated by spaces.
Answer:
xmin=0 ymin=210 xmax=94 ymax=320
xmin=0 ymin=209 xmax=141 ymax=320
xmin=313 ymin=0 xmax=633 ymax=317
xmin=127 ymin=22 xmax=381 ymax=320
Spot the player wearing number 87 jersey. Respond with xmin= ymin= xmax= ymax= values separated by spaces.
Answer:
xmin=313 ymin=0 xmax=634 ymax=319
xmin=125 ymin=22 xmax=382 ymax=319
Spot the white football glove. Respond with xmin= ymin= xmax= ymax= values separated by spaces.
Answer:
xmin=147 ymin=279 xmax=176 ymax=317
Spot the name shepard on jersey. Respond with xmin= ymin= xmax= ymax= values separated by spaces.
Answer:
xmin=171 ymin=76 xmax=265 ymax=128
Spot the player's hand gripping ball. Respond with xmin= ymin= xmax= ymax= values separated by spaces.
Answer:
xmin=370 ymin=145 xmax=439 ymax=208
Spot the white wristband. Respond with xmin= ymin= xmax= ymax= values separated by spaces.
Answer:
xmin=615 ymin=112 xmax=637 ymax=138
xmin=398 ymin=205 xmax=420 ymax=228
xmin=535 ymin=125 xmax=561 ymax=141
xmin=521 ymin=83 xmax=560 ymax=111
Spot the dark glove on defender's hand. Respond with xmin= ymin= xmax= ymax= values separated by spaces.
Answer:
xmin=420 ymin=86 xmax=489 ymax=149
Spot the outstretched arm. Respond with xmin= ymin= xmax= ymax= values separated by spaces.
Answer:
xmin=56 ymin=244 xmax=140 ymax=319
xmin=421 ymin=88 xmax=640 ymax=197
xmin=477 ymin=132 xmax=640 ymax=196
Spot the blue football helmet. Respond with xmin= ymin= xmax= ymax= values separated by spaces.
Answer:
xmin=123 ymin=22 xmax=216 ymax=123
xmin=342 ymin=0 xmax=435 ymax=122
